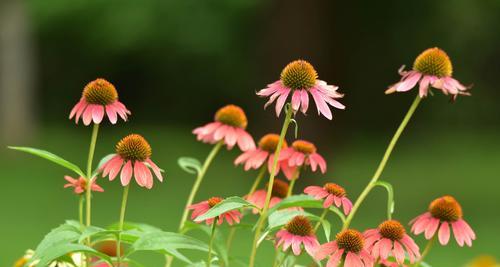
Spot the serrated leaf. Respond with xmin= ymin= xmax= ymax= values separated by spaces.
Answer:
xmin=375 ymin=181 xmax=395 ymax=219
xmin=178 ymin=157 xmax=202 ymax=175
xmin=194 ymin=196 xmax=256 ymax=222
xmin=8 ymin=146 xmax=85 ymax=177
xmin=35 ymin=244 xmax=112 ymax=266
xmin=182 ymin=221 xmax=228 ymax=266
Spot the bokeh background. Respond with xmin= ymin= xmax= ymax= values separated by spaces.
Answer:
xmin=1 ymin=0 xmax=499 ymax=266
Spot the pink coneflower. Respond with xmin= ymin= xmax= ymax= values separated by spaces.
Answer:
xmin=364 ymin=220 xmax=420 ymax=265
xmin=234 ymin=133 xmax=289 ymax=174
xmin=304 ymin=183 xmax=352 ymax=214
xmin=246 ymin=179 xmax=290 ymax=214
xmin=257 ymin=60 xmax=345 ymax=120
xmin=189 ymin=197 xmax=242 ymax=225
xmin=280 ymin=140 xmax=327 ymax=179
xmin=385 ymin=47 xmax=471 ymax=99
xmin=193 ymin=104 xmax=256 ymax=151
xmin=101 ymin=134 xmax=163 ymax=189
xmin=410 ymin=195 xmax=476 ymax=247
xmin=275 ymin=215 xmax=320 ymax=256
xmin=69 ymin=78 xmax=131 ymax=125
xmin=64 ymin=176 xmax=104 ymax=195
xmin=379 ymin=259 xmax=407 ymax=267
xmin=315 ymin=229 xmax=374 ymax=267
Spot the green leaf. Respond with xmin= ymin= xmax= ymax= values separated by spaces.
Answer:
xmin=320 ymin=219 xmax=331 ymax=242
xmin=92 ymin=153 xmax=116 ymax=177
xmin=130 ymin=231 xmax=209 ymax=263
xmin=182 ymin=221 xmax=229 ymax=266
xmin=194 ymin=196 xmax=256 ymax=222
xmin=8 ymin=146 xmax=85 ymax=177
xmin=35 ymin=244 xmax=112 ymax=266
xmin=328 ymin=206 xmax=347 ymax=224
xmin=374 ymin=181 xmax=395 ymax=219
xmin=266 ymin=210 xmax=319 ymax=231
xmin=178 ymin=157 xmax=202 ymax=175
xmin=30 ymin=223 xmax=81 ymax=264
xmin=79 ymin=225 xmax=118 ymax=243
xmin=268 ymin=194 xmax=324 ymax=214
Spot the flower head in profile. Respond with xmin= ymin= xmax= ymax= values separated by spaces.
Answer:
xmin=101 ymin=134 xmax=163 ymax=189
xmin=275 ymin=215 xmax=320 ymax=256
xmin=193 ymin=104 xmax=256 ymax=151
xmin=386 ymin=47 xmax=471 ymax=99
xmin=410 ymin=195 xmax=476 ymax=247
xmin=364 ymin=220 xmax=420 ymax=265
xmin=315 ymin=229 xmax=374 ymax=267
xmin=257 ymin=59 xmax=345 ymax=119
xmin=69 ymin=78 xmax=131 ymax=125
xmin=246 ymin=179 xmax=291 ymax=214
xmin=188 ymin=197 xmax=242 ymax=225
xmin=64 ymin=176 xmax=104 ymax=195
xmin=304 ymin=182 xmax=352 ymax=214
xmin=280 ymin=140 xmax=327 ymax=179
xmin=234 ymin=133 xmax=289 ymax=174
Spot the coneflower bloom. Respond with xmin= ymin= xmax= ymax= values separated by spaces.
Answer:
xmin=385 ymin=47 xmax=471 ymax=99
xmin=246 ymin=179 xmax=292 ymax=214
xmin=101 ymin=134 xmax=163 ymax=189
xmin=280 ymin=140 xmax=327 ymax=179
xmin=275 ymin=215 xmax=320 ymax=256
xmin=410 ymin=195 xmax=476 ymax=247
xmin=234 ymin=133 xmax=289 ymax=174
xmin=315 ymin=229 xmax=374 ymax=267
xmin=364 ymin=220 xmax=420 ymax=265
xmin=69 ymin=78 xmax=131 ymax=125
xmin=257 ymin=60 xmax=345 ymax=120
xmin=189 ymin=197 xmax=242 ymax=225
xmin=379 ymin=259 xmax=407 ymax=267
xmin=304 ymin=183 xmax=352 ymax=214
xmin=64 ymin=176 xmax=104 ymax=195
xmin=193 ymin=104 xmax=255 ymax=151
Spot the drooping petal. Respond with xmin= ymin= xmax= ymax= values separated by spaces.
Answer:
xmin=120 ymin=160 xmax=133 ymax=186
xmin=105 ymin=105 xmax=118 ymax=124
xmin=438 ymin=222 xmax=450 ymax=245
xmin=147 ymin=158 xmax=163 ymax=182
xmin=310 ymin=88 xmax=332 ymax=120
xmin=291 ymin=90 xmax=302 ymax=111
xmin=91 ymin=105 xmax=105 ymax=124
xmin=300 ymin=89 xmax=309 ymax=114
xmin=275 ymin=88 xmax=291 ymax=116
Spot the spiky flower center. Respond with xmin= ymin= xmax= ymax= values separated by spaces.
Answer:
xmin=280 ymin=60 xmax=318 ymax=90
xmin=82 ymin=78 xmax=118 ymax=105
xmin=292 ymin=140 xmax=317 ymax=154
xmin=336 ymin=229 xmax=364 ymax=253
xmin=379 ymin=220 xmax=405 ymax=241
xmin=413 ymin=47 xmax=453 ymax=77
xmin=429 ymin=195 xmax=462 ymax=222
xmin=214 ymin=104 xmax=248 ymax=129
xmin=323 ymin=183 xmax=346 ymax=197
xmin=115 ymin=134 xmax=152 ymax=162
xmin=258 ymin=134 xmax=287 ymax=153
xmin=285 ymin=215 xmax=313 ymax=236
xmin=208 ymin=197 xmax=223 ymax=208
xmin=267 ymin=179 xmax=289 ymax=198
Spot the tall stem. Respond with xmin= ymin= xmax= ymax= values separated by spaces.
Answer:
xmin=85 ymin=123 xmax=100 ymax=228
xmin=79 ymin=196 xmax=84 ymax=227
xmin=413 ymin=235 xmax=436 ymax=267
xmin=286 ymin=167 xmax=301 ymax=197
xmin=226 ymin=165 xmax=268 ymax=256
xmin=314 ymin=208 xmax=329 ymax=232
xmin=343 ymin=96 xmax=421 ymax=230
xmin=178 ymin=141 xmax=224 ymax=231
xmin=116 ymin=185 xmax=130 ymax=267
xmin=206 ymin=219 xmax=217 ymax=267
xmin=249 ymin=105 xmax=294 ymax=267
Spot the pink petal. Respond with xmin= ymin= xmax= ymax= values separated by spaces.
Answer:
xmin=393 ymin=241 xmax=405 ymax=264
xmin=105 ymin=105 xmax=118 ymax=124
xmin=424 ymin=218 xmax=440 ymax=239
xmin=147 ymin=158 xmax=163 ymax=182
xmin=291 ymin=90 xmax=301 ymax=111
xmin=82 ymin=105 xmax=94 ymax=125
xmin=396 ymin=71 xmax=422 ymax=92
xmin=345 ymin=251 xmax=363 ymax=267
xmin=438 ymin=222 xmax=450 ymax=245
xmin=323 ymin=194 xmax=335 ymax=208
xmin=275 ymin=88 xmax=291 ymax=116
xmin=310 ymin=88 xmax=332 ymax=120
xmin=91 ymin=105 xmax=105 ymax=124
xmin=300 ymin=89 xmax=309 ymax=114
xmin=120 ymin=160 xmax=133 ymax=186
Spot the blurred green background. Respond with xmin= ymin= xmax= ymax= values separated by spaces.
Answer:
xmin=1 ymin=0 xmax=499 ymax=266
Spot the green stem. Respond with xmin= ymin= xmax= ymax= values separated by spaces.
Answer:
xmin=206 ymin=219 xmax=217 ymax=267
xmin=413 ymin=235 xmax=436 ymax=267
xmin=249 ymin=105 xmax=294 ymax=267
xmin=85 ymin=123 xmax=100 ymax=228
xmin=343 ymin=96 xmax=421 ymax=230
xmin=79 ymin=195 xmax=84 ymax=227
xmin=116 ymin=185 xmax=130 ymax=267
xmin=286 ymin=167 xmax=301 ymax=197
xmin=178 ymin=141 xmax=224 ymax=231
xmin=314 ymin=208 xmax=329 ymax=232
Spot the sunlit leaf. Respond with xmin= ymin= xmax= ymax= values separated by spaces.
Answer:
xmin=178 ymin=157 xmax=202 ymax=175
xmin=194 ymin=196 xmax=257 ymax=222
xmin=9 ymin=146 xmax=85 ymax=177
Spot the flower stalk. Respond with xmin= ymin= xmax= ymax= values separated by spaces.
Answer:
xmin=249 ymin=104 xmax=294 ymax=267
xmin=116 ymin=185 xmax=130 ymax=267
xmin=178 ymin=141 xmax=224 ymax=231
xmin=314 ymin=208 xmax=329 ymax=232
xmin=207 ymin=219 xmax=218 ymax=267
xmin=85 ymin=123 xmax=100 ymax=228
xmin=286 ymin=167 xmax=301 ymax=197
xmin=413 ymin=235 xmax=437 ymax=267
xmin=343 ymin=96 xmax=421 ymax=230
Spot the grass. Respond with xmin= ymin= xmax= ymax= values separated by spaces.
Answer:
xmin=1 ymin=125 xmax=499 ymax=266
